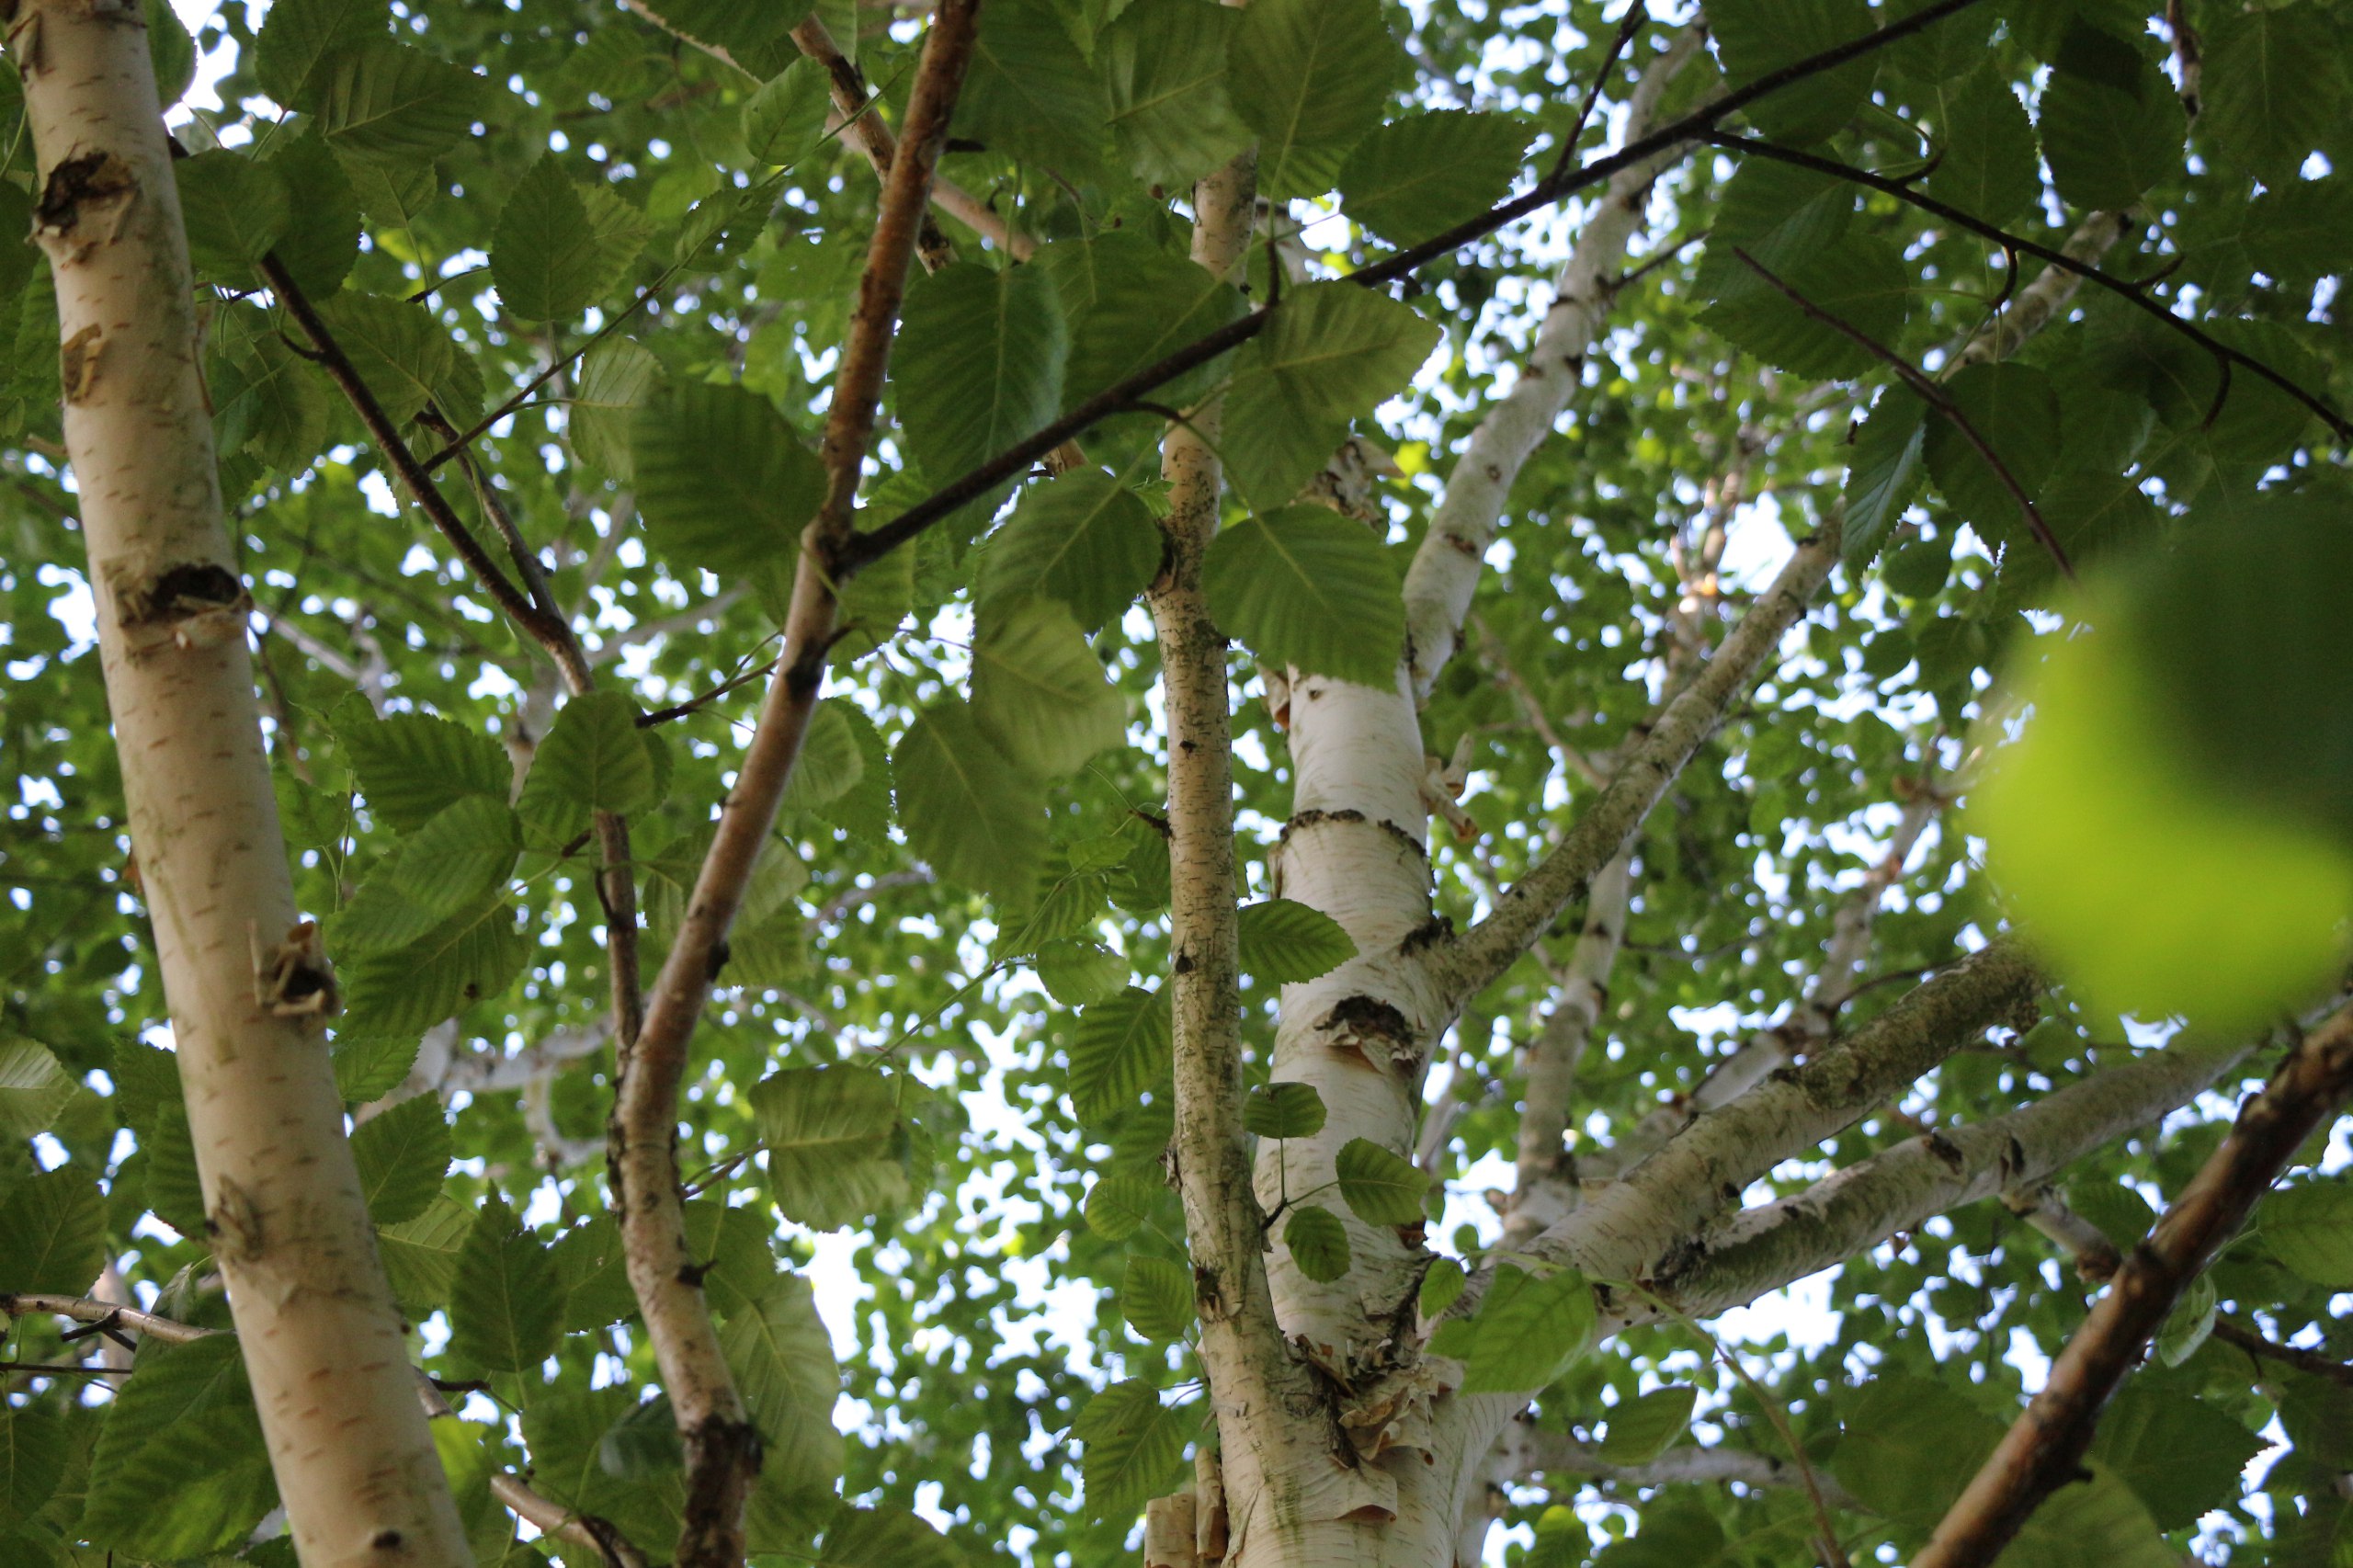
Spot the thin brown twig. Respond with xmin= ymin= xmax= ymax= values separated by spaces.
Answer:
xmin=2210 ymin=1317 xmax=2353 ymax=1392
xmin=1729 ymin=247 xmax=2075 ymax=582
xmin=1916 ymin=1004 xmax=2353 ymax=1568
xmin=1702 ymin=132 xmax=2350 ymax=443
xmin=845 ymin=0 xmax=1995 ymax=567
xmin=1548 ymin=6 xmax=1648 ymax=183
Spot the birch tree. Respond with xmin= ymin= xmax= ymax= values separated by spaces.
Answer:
xmin=4 ymin=1 xmax=2352 ymax=1567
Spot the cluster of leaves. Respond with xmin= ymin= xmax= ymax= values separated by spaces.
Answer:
xmin=2 ymin=0 xmax=2350 ymax=1562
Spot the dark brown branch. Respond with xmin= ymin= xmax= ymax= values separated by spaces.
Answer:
xmin=607 ymin=6 xmax=983 ymax=1565
xmin=1730 ymin=247 xmax=2075 ymax=582
xmin=1916 ymin=1003 xmax=2353 ymax=1568
xmin=840 ymin=0 xmax=1992 ymax=570
xmin=1701 ymin=132 xmax=2352 ymax=444
xmin=261 ymin=256 xmax=648 ymax=1097
xmin=1548 ymin=6 xmax=1647 ymax=184
xmin=261 ymin=255 xmax=563 ymax=646
xmin=2211 ymin=1317 xmax=2353 ymax=1391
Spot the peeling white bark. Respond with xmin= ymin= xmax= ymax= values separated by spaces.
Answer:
xmin=1652 ymin=1034 xmax=2247 ymax=1324
xmin=11 ymin=2 xmax=469 ymax=1560
xmin=1400 ymin=29 xmax=1704 ymax=703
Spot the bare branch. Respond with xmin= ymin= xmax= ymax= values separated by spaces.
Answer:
xmin=1916 ymin=1002 xmax=2353 ymax=1568
xmin=2210 ymin=1318 xmax=2353 ymax=1392
xmin=1429 ymin=531 xmax=1837 ymax=1013
xmin=1501 ymin=1420 xmax=1867 ymax=1511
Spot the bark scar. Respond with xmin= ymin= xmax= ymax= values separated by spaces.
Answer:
xmin=253 ymin=918 xmax=340 ymax=1018
xmin=60 ymin=323 xmax=103 ymax=403
xmin=34 ymin=148 xmax=138 ymax=257
xmin=112 ymin=560 xmax=252 ymax=653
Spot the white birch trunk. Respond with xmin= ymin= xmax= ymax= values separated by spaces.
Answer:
xmin=9 ymin=2 xmax=469 ymax=1562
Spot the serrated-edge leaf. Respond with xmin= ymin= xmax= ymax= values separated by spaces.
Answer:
xmin=1236 ymin=898 xmax=1358 ymax=983
xmin=719 ymin=1277 xmax=847 ymax=1495
xmin=892 ymin=700 xmax=1049 ymax=902
xmin=0 ymin=1037 xmax=74 ymax=1140
xmin=1066 ymin=986 xmax=1174 ymax=1122
xmin=751 ymin=1066 xmax=910 ymax=1231
xmin=1085 ymin=1171 xmax=1160 ymax=1240
xmin=1283 ymin=1204 xmax=1351 ymax=1282
xmin=1120 ymin=1256 xmax=1196 ymax=1342
xmin=1333 ymin=1136 xmax=1427 ymax=1225
xmin=976 ymin=471 xmax=1162 ymax=631
xmin=448 ymin=1197 xmax=563 ymax=1373
xmin=1074 ymin=1379 xmax=1188 ymax=1522
xmin=1243 ymin=1080 xmax=1327 ymax=1140
xmin=1597 ymin=1385 xmax=1698 ymax=1465
xmin=971 ymin=594 xmax=1128 ymax=778
xmin=1202 ymin=506 xmax=1405 ymax=686
xmin=349 ymin=1092 xmax=452 ymax=1227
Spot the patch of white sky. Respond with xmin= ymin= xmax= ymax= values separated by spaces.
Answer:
xmin=35 ymin=0 xmax=2314 ymax=1551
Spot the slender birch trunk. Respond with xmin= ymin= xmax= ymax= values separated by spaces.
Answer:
xmin=6 ymin=2 xmax=468 ymax=1562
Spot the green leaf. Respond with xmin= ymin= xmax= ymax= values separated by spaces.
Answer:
xmin=0 ymin=1404 xmax=64 ymax=1528
xmin=338 ymin=901 xmax=528 ymax=1038
xmin=2200 ymin=4 xmax=2346 ymax=186
xmin=1051 ymin=232 xmax=1248 ymax=415
xmin=780 ymin=701 xmax=868 ymax=812
xmin=174 ymin=151 xmax=291 ymax=284
xmin=1926 ymin=68 xmax=2039 ymax=229
xmin=1236 ymin=898 xmax=1358 ymax=983
xmin=1597 ymin=1385 xmax=1698 ymax=1465
xmin=493 ymin=158 xmax=649 ymax=322
xmin=896 ymin=262 xmax=1068 ymax=500
xmin=79 ymin=1337 xmax=277 ymax=1558
xmin=1229 ymin=0 xmax=1402 ymax=198
xmin=1085 ymin=1171 xmax=1161 ymax=1240
xmin=316 ymin=40 xmax=491 ymax=164
xmin=1709 ymin=0 xmax=1876 ymax=144
xmin=571 ymin=335 xmax=659 ymax=480
xmin=1036 ymin=939 xmax=1130 ymax=1006
xmin=2090 ymin=1382 xmax=2263 ymax=1531
xmin=2037 ymin=26 xmax=2183 ymax=212
xmin=971 ymin=595 xmax=1128 ymax=778
xmin=1202 ymin=506 xmax=1404 ymax=686
xmin=633 ymin=381 xmax=826 ymax=577
xmin=528 ymin=691 xmax=664 ymax=816
xmin=212 ymin=328 xmax=330 ymax=472
xmin=1333 ymin=1136 xmax=1427 ymax=1225
xmin=1074 ymin=1380 xmax=1188 ymax=1523
xmin=809 ymin=1506 xmax=964 ymax=1568
xmin=2154 ymin=1271 xmax=2211 ymax=1365
xmin=1698 ymin=235 xmax=1912 ymax=379
xmin=380 ymin=1194 xmax=474 ymax=1316
xmin=744 ymin=59 xmax=834 ymax=166
xmin=957 ymin=0 xmax=1110 ymax=173
xmin=1120 ymin=1256 xmax=1195 ymax=1341
xmin=524 ymin=1386 xmax=684 ymax=1549
xmin=1243 ymin=1080 xmax=1326 ymax=1139
xmin=2262 ymin=1180 xmax=2353 ymax=1288
xmin=892 ymin=700 xmax=1049 ymax=902
xmin=751 ymin=1066 xmax=911 ymax=1231
xmin=1284 ymin=1205 xmax=1351 ymax=1281
xmin=1419 ymin=1257 xmax=1465 ymax=1315
xmin=0 ymin=1168 xmax=103 ymax=1294
xmin=975 ymin=472 xmax=1162 ymax=631
xmin=0 ymin=1037 xmax=74 ymax=1139
xmin=1098 ymin=0 xmax=1252 ymax=187
xmin=449 ymin=1194 xmax=564 ymax=1373
xmin=1704 ymin=159 xmax=1855 ymax=282
xmin=338 ymin=712 xmax=508 ymax=834
xmin=1831 ymin=1373 xmax=2004 ymax=1524
xmin=1843 ymin=387 xmax=1927 ymax=566
xmin=1221 ymin=281 xmax=1438 ymax=507
xmin=350 ymin=1092 xmax=451 ymax=1226
xmin=257 ymin=131 xmax=362 ymax=297
xmin=144 ymin=0 xmax=195 ymax=106
xmin=318 ymin=290 xmax=473 ymax=427
xmin=1449 ymin=1264 xmax=1596 ymax=1395
xmin=255 ymin=0 xmax=388 ymax=109
xmin=1066 ymin=986 xmax=1174 ymax=1122
xmin=720 ymin=1277 xmax=847 ymax=1495
xmin=386 ymin=794 xmax=523 ymax=918
xmin=1921 ymin=361 xmax=2062 ymax=545
xmin=1336 ymin=112 xmax=1533 ymax=245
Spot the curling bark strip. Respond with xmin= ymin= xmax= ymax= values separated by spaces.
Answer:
xmin=6 ymin=1 xmax=469 ymax=1562
xmin=608 ymin=5 xmax=981 ymax=1562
